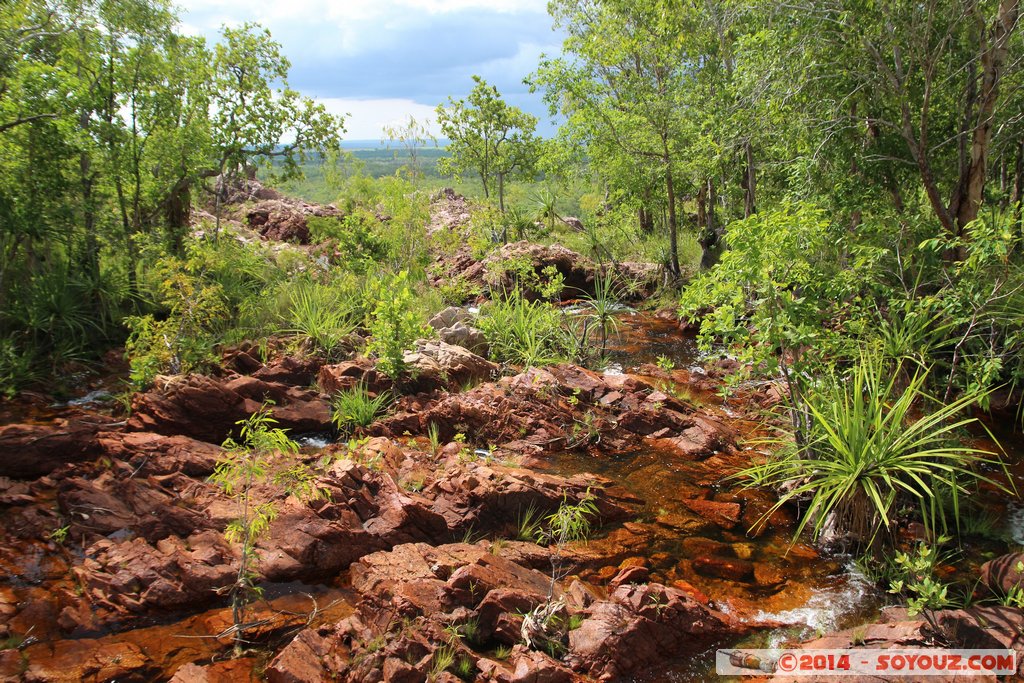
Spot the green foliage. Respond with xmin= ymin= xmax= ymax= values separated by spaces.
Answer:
xmin=485 ymin=256 xmax=565 ymax=301
xmin=516 ymin=504 xmax=545 ymax=542
xmin=580 ymin=270 xmax=622 ymax=359
xmin=436 ymin=75 xmax=540 ymax=214
xmin=286 ymin=278 xmax=360 ymax=359
xmin=738 ymin=354 xmax=1008 ymax=553
xmin=477 ymin=289 xmax=570 ymax=367
xmin=331 ymin=382 xmax=391 ymax=437
xmin=124 ymin=255 xmax=229 ymax=388
xmin=210 ymin=406 xmax=315 ymax=656
xmin=534 ymin=491 xmax=599 ymax=548
xmin=886 ymin=542 xmax=954 ymax=635
xmin=308 ymin=211 xmax=389 ymax=273
xmin=679 ymin=204 xmax=848 ymax=374
xmin=365 ymin=270 xmax=430 ymax=377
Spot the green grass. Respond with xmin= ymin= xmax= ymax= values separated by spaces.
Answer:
xmin=331 ymin=382 xmax=392 ymax=436
xmin=477 ymin=288 xmax=569 ymax=367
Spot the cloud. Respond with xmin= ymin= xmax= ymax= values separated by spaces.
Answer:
xmin=177 ymin=0 xmax=562 ymax=138
xmin=317 ymin=97 xmax=439 ymax=140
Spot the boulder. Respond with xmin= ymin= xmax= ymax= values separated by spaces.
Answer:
xmin=980 ymin=552 xmax=1024 ymax=595
xmin=247 ymin=201 xmax=311 ymax=243
xmin=428 ymin=306 xmax=472 ymax=330
xmin=0 ymin=415 xmax=116 ymax=479
xmin=567 ymin=582 xmax=747 ymax=679
xmin=316 ymin=359 xmax=392 ymax=396
xmin=403 ymin=340 xmax=497 ymax=391
xmin=437 ymin=322 xmax=488 ymax=356
xmin=266 ymin=629 xmax=332 ymax=683
xmin=96 ymin=431 xmax=222 ymax=477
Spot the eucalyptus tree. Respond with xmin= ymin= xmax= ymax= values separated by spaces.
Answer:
xmin=210 ymin=22 xmax=345 ymax=233
xmin=533 ymin=0 xmax=717 ymax=275
xmin=382 ymin=114 xmax=437 ymax=183
xmin=436 ymin=75 xmax=540 ymax=214
xmin=756 ymin=0 xmax=1022 ymax=250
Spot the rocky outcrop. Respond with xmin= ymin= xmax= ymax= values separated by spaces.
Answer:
xmin=429 ymin=307 xmax=488 ymax=355
xmin=567 ymin=582 xmax=748 ymax=679
xmin=427 ymin=188 xmax=472 ymax=237
xmin=430 ymin=239 xmax=661 ymax=302
xmin=127 ymin=374 xmax=331 ymax=444
xmin=0 ymin=414 xmax=118 ymax=478
xmin=96 ymin=431 xmax=223 ymax=476
xmin=266 ymin=540 xmax=751 ymax=682
xmin=483 ymin=241 xmax=595 ymax=299
xmin=980 ymin=552 xmax=1024 ymax=595
xmin=375 ymin=364 xmax=738 ymax=462
xmin=403 ymin=340 xmax=497 ymax=392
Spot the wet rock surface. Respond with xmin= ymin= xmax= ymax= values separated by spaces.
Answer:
xmin=0 ymin=312 xmax=911 ymax=682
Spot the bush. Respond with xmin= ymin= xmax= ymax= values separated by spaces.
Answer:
xmin=308 ymin=211 xmax=389 ymax=273
xmin=286 ymin=277 xmax=361 ymax=359
xmin=738 ymin=352 xmax=1007 ymax=553
xmin=365 ymin=270 xmax=430 ymax=377
xmin=331 ymin=382 xmax=391 ymax=436
xmin=124 ymin=261 xmax=228 ymax=388
xmin=477 ymin=289 xmax=569 ymax=367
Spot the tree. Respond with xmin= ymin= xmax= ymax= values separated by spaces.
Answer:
xmin=210 ymin=22 xmax=345 ymax=233
xmin=436 ymin=75 xmax=539 ymax=215
xmin=754 ymin=0 xmax=1022 ymax=252
xmin=382 ymin=114 xmax=436 ymax=183
xmin=533 ymin=0 xmax=706 ymax=275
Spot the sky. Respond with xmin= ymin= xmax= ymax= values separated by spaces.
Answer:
xmin=177 ymin=0 xmax=563 ymax=140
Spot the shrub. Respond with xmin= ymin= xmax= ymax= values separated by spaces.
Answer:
xmin=124 ymin=262 xmax=228 ymax=388
xmin=365 ymin=270 xmax=430 ymax=377
xmin=210 ymin=406 xmax=324 ymax=656
xmin=287 ymin=278 xmax=360 ymax=358
xmin=308 ymin=211 xmax=389 ymax=273
xmin=738 ymin=353 xmax=1007 ymax=553
xmin=477 ymin=288 xmax=569 ymax=367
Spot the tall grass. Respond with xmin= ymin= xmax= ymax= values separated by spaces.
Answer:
xmin=331 ymin=382 xmax=391 ymax=436
xmin=477 ymin=288 xmax=569 ymax=367
xmin=287 ymin=280 xmax=360 ymax=359
xmin=739 ymin=353 xmax=1008 ymax=552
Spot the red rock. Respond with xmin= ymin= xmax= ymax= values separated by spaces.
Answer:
xmin=979 ymin=553 xmax=1024 ymax=595
xmin=510 ymin=646 xmax=574 ymax=683
xmin=246 ymin=200 xmax=313 ymax=243
xmin=691 ymin=555 xmax=754 ymax=582
xmin=266 ymin=629 xmax=331 ymax=683
xmin=97 ymin=431 xmax=222 ymax=476
xmin=317 ymin=359 xmax=392 ymax=396
xmin=128 ymin=374 xmax=331 ymax=444
xmin=753 ymin=563 xmax=786 ymax=587
xmin=252 ymin=355 xmax=323 ymax=386
xmin=566 ymin=582 xmax=747 ymax=679
xmin=609 ymin=565 xmax=650 ymax=589
xmin=23 ymin=639 xmax=151 ymax=682
xmin=170 ymin=659 xmax=258 ymax=683
xmin=681 ymin=499 xmax=741 ymax=529
xmin=0 ymin=415 xmax=115 ymax=478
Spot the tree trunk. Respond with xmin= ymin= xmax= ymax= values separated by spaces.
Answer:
xmin=1013 ymin=139 xmax=1023 ymax=232
xmin=498 ymin=172 xmax=505 ymax=214
xmin=699 ymin=178 xmax=721 ymax=270
xmin=743 ymin=140 xmax=756 ymax=218
xmin=954 ymin=0 xmax=1021 ymax=231
xmin=664 ymin=153 xmax=681 ymax=277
